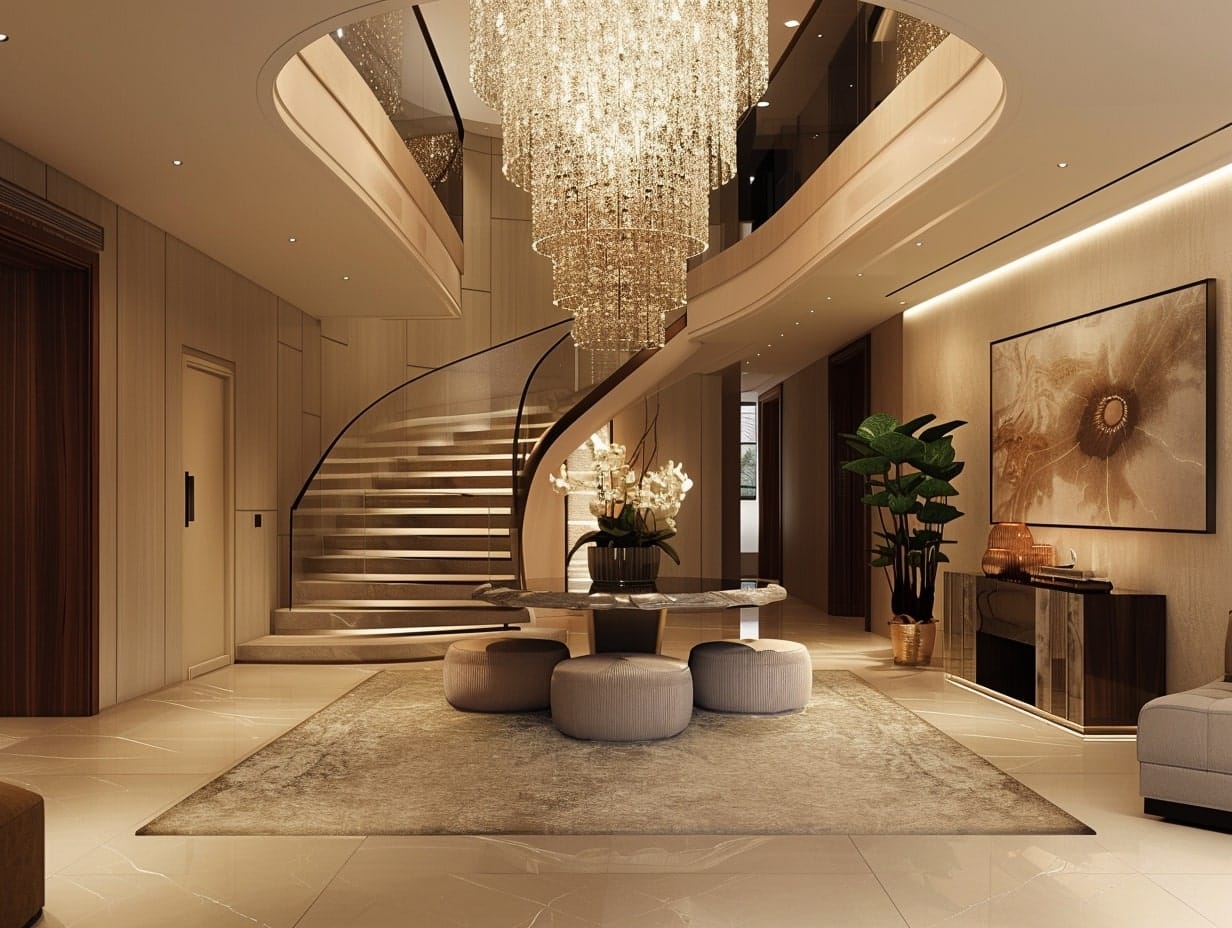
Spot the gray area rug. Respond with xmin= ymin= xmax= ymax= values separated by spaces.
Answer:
xmin=141 ymin=667 xmax=1092 ymax=836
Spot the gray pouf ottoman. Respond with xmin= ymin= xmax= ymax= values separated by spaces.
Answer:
xmin=551 ymin=654 xmax=693 ymax=741
xmin=1138 ymin=680 xmax=1232 ymax=828
xmin=444 ymin=637 xmax=570 ymax=712
xmin=689 ymin=638 xmax=812 ymax=714
xmin=0 ymin=780 xmax=43 ymax=928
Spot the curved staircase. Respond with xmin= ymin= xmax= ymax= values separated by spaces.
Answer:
xmin=236 ymin=321 xmax=661 ymax=662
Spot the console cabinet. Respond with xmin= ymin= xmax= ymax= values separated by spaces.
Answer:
xmin=944 ymin=572 xmax=1165 ymax=734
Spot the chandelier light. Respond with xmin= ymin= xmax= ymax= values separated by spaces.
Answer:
xmin=470 ymin=0 xmax=767 ymax=349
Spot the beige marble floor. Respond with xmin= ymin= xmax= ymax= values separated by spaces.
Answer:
xmin=2 ymin=599 xmax=1229 ymax=927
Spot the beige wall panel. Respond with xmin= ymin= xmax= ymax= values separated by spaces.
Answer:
xmin=321 ymin=316 xmax=350 ymax=345
xmin=491 ymin=219 xmax=561 ymax=342
xmin=116 ymin=209 xmax=167 ymax=702
xmin=461 ymin=147 xmax=493 ymax=293
xmin=235 ymin=511 xmax=277 ymax=644
xmin=234 ymin=278 xmax=278 ymax=511
xmin=903 ymin=170 xmax=1232 ymax=691
xmin=47 ymin=169 xmax=121 ymax=708
xmin=868 ymin=316 xmax=904 ymax=634
xmin=278 ymin=343 xmax=304 ymax=516
xmin=781 ymin=359 xmax=827 ymax=609
xmin=167 ymin=238 xmax=235 ymax=359
xmin=490 ymin=144 xmax=531 ymax=221
xmin=405 ymin=289 xmax=493 ymax=368
xmin=277 ymin=299 xmax=303 ymax=349
xmin=302 ymin=413 xmax=322 ymax=479
xmin=320 ymin=318 xmax=408 ymax=441
xmin=303 ymin=315 xmax=322 ymax=416
xmin=0 ymin=138 xmax=46 ymax=195
xmin=277 ymin=531 xmax=291 ymax=611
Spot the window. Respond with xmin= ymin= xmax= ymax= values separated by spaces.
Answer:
xmin=740 ymin=402 xmax=757 ymax=499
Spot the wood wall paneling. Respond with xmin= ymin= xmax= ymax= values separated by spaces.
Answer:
xmin=827 ymin=336 xmax=870 ymax=619
xmin=0 ymin=256 xmax=97 ymax=715
xmin=490 ymin=219 xmax=559 ymax=343
xmin=235 ymin=510 xmax=277 ymax=644
xmin=277 ymin=299 xmax=303 ymax=350
xmin=0 ymin=138 xmax=47 ymax=196
xmin=116 ymin=209 xmax=167 ymax=703
xmin=461 ymin=146 xmax=493 ymax=293
xmin=302 ymin=315 xmax=322 ymax=416
xmin=233 ymin=277 xmax=278 ymax=511
xmin=405 ymin=288 xmax=493 ymax=369
xmin=278 ymin=343 xmax=304 ymax=516
xmin=47 ymin=168 xmax=121 ymax=709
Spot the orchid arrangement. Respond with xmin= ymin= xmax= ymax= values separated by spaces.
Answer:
xmin=550 ymin=425 xmax=693 ymax=564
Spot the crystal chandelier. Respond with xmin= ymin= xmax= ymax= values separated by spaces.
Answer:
xmin=470 ymin=0 xmax=767 ymax=350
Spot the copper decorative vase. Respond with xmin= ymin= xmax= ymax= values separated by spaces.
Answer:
xmin=889 ymin=619 xmax=937 ymax=666
xmin=587 ymin=545 xmax=661 ymax=587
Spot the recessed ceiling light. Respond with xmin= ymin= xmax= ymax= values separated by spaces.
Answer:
xmin=809 ymin=309 xmax=815 ymax=314
xmin=748 ymin=175 xmax=755 ymax=183
xmin=288 ymin=237 xmax=297 ymax=243
xmin=826 ymin=296 xmax=832 ymax=301
xmin=342 ymin=275 xmax=350 ymax=281
xmin=0 ymin=34 xmax=10 ymax=43
xmin=899 ymin=300 xmax=907 ymax=305
xmin=795 ymin=321 xmax=800 ymax=326
xmin=857 ymin=272 xmax=863 ymax=277
xmin=756 ymin=352 xmax=761 ymax=357
xmin=766 ymin=343 xmax=772 ymax=348
xmin=816 ymin=33 xmax=824 ymax=38
xmin=335 ymin=28 xmax=345 ymax=39
xmin=784 ymin=19 xmax=800 ymax=28
xmin=756 ymin=100 xmax=770 ymax=108
xmin=171 ymin=159 xmax=183 ymax=166
xmin=915 ymin=241 xmax=923 ymax=247
xmin=1057 ymin=161 xmax=1069 ymax=168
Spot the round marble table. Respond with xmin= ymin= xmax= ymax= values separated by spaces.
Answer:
xmin=473 ymin=577 xmax=787 ymax=654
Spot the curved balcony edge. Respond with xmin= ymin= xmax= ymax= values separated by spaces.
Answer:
xmin=265 ymin=35 xmax=463 ymax=320
xmin=687 ymin=36 xmax=1004 ymax=335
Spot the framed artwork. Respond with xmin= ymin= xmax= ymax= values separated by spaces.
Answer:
xmin=990 ymin=279 xmax=1214 ymax=532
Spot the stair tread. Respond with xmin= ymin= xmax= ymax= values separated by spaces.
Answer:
xmin=304 ymin=572 xmax=515 ymax=582
xmin=315 ymin=550 xmax=512 ymax=559
xmin=322 ymin=527 xmax=510 ymax=536
xmin=304 ymin=487 xmax=509 ymax=496
xmin=290 ymin=599 xmax=517 ymax=608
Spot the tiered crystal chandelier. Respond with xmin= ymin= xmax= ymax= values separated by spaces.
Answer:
xmin=470 ymin=0 xmax=767 ymax=349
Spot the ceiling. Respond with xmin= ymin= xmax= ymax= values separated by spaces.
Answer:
xmin=2 ymin=1 xmax=1231 ymax=392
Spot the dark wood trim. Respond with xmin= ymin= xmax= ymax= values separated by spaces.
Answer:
xmin=0 ymin=178 xmax=104 ymax=257
xmin=757 ymin=385 xmax=783 ymax=582
xmin=0 ymin=220 xmax=100 ymax=716
xmin=827 ymin=335 xmax=871 ymax=624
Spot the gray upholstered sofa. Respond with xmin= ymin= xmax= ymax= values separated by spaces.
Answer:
xmin=1137 ymin=612 xmax=1232 ymax=830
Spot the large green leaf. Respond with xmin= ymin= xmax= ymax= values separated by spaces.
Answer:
xmin=916 ymin=476 xmax=958 ymax=499
xmin=855 ymin=413 xmax=899 ymax=442
xmin=935 ymin=552 xmax=951 ymax=563
xmin=656 ymin=539 xmax=681 ymax=564
xmin=842 ymin=456 xmax=890 ymax=476
xmin=886 ymin=472 xmax=926 ymax=497
xmin=565 ymin=531 xmax=604 ymax=561
xmin=937 ymin=461 xmax=965 ymax=481
xmin=895 ymin=413 xmax=936 ymax=436
xmin=918 ymin=501 xmax=963 ymax=524
xmin=871 ymin=555 xmax=894 ymax=568
xmin=869 ymin=430 xmax=925 ymax=464
xmin=888 ymin=494 xmax=919 ymax=515
xmin=862 ymin=491 xmax=891 ymax=507
xmin=919 ymin=419 xmax=966 ymax=443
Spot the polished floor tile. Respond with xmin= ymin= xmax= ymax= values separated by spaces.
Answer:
xmin=2 ymin=605 xmax=1230 ymax=927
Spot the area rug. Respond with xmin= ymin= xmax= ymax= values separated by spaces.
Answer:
xmin=140 ymin=667 xmax=1091 ymax=836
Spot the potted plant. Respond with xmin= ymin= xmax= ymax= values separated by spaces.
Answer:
xmin=549 ymin=421 xmax=693 ymax=587
xmin=841 ymin=413 xmax=965 ymax=665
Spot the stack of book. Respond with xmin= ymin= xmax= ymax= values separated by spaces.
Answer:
xmin=1025 ymin=566 xmax=1114 ymax=592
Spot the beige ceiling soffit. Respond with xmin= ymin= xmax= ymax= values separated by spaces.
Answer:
xmin=686 ymin=37 xmax=1003 ymax=338
xmin=272 ymin=37 xmax=462 ymax=318
xmin=0 ymin=177 xmax=105 ymax=253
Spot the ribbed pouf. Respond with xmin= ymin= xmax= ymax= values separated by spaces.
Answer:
xmin=550 ymin=654 xmax=694 ymax=741
xmin=443 ymin=637 xmax=570 ymax=712
xmin=0 ymin=780 xmax=44 ymax=928
xmin=689 ymin=638 xmax=813 ymax=714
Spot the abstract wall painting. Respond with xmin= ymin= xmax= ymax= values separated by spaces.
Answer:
xmin=990 ymin=280 xmax=1213 ymax=532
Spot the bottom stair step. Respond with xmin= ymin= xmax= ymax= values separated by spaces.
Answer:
xmin=236 ymin=626 xmax=569 ymax=664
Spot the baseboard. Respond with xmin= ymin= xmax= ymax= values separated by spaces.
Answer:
xmin=1144 ymin=797 xmax=1232 ymax=832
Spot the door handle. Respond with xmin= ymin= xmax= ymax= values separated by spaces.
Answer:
xmin=185 ymin=471 xmax=195 ymax=527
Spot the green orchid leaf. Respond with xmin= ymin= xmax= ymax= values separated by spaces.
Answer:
xmin=656 ymin=539 xmax=681 ymax=564
xmin=919 ymin=419 xmax=966 ymax=443
xmin=565 ymin=531 xmax=603 ymax=561
xmin=869 ymin=430 xmax=926 ymax=464
xmin=895 ymin=413 xmax=936 ymax=436
xmin=855 ymin=413 xmax=900 ymax=441
xmin=862 ymin=490 xmax=892 ymax=507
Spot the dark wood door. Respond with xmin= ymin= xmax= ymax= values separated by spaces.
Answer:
xmin=757 ymin=386 xmax=782 ymax=582
xmin=828 ymin=336 xmax=870 ymax=624
xmin=0 ymin=228 xmax=98 ymax=715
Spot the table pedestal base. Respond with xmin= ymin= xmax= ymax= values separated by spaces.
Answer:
xmin=589 ymin=608 xmax=667 ymax=654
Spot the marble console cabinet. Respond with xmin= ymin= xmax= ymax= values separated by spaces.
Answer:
xmin=944 ymin=572 xmax=1166 ymax=734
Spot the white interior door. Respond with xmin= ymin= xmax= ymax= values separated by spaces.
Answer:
xmin=182 ymin=357 xmax=233 ymax=678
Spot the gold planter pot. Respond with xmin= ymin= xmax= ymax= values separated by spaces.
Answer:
xmin=889 ymin=619 xmax=937 ymax=666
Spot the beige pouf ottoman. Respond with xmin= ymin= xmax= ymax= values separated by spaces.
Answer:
xmin=444 ymin=636 xmax=570 ymax=712
xmin=550 ymin=654 xmax=693 ymax=741
xmin=689 ymin=638 xmax=813 ymax=714
xmin=0 ymin=781 xmax=44 ymax=928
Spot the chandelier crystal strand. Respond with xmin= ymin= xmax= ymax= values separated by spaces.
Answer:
xmin=470 ymin=0 xmax=767 ymax=349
